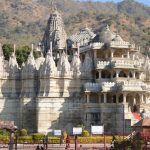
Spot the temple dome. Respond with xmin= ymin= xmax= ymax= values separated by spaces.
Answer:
xmin=22 ymin=47 xmax=36 ymax=78
xmin=9 ymin=46 xmax=19 ymax=78
xmin=9 ymin=45 xmax=18 ymax=70
xmin=112 ymin=34 xmax=124 ymax=42
xmin=100 ymin=25 xmax=116 ymax=43
xmin=82 ymin=52 xmax=93 ymax=72
xmin=71 ymin=51 xmax=81 ymax=73
xmin=42 ymin=6 xmax=67 ymax=53
xmin=68 ymin=27 xmax=96 ymax=48
xmin=40 ymin=43 xmax=56 ymax=76
xmin=35 ymin=55 xmax=45 ymax=70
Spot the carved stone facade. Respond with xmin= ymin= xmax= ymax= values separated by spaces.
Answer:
xmin=0 ymin=9 xmax=150 ymax=134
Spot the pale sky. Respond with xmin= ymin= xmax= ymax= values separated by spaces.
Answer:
xmin=81 ymin=0 xmax=150 ymax=6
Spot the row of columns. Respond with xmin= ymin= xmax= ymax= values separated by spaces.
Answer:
xmin=97 ymin=70 xmax=142 ymax=79
xmin=93 ymin=49 xmax=135 ymax=60
xmin=85 ymin=92 xmax=145 ymax=104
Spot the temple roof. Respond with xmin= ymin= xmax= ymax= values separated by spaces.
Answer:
xmin=9 ymin=45 xmax=18 ymax=69
xmin=112 ymin=34 xmax=124 ymax=42
xmin=42 ymin=6 xmax=67 ymax=53
xmin=99 ymin=25 xmax=116 ymax=43
xmin=68 ymin=27 xmax=96 ymax=48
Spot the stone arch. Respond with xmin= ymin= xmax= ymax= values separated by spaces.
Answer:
xmin=101 ymin=70 xmax=111 ymax=79
xmin=119 ymin=71 xmax=127 ymax=78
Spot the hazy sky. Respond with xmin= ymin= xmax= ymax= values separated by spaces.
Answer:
xmin=81 ymin=0 xmax=150 ymax=6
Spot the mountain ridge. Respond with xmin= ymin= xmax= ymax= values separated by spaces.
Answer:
xmin=0 ymin=0 xmax=149 ymax=53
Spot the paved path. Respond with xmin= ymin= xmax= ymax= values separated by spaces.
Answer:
xmin=0 ymin=144 xmax=111 ymax=150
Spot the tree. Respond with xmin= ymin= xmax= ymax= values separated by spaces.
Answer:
xmin=16 ymin=46 xmax=31 ymax=66
xmin=2 ymin=43 xmax=13 ymax=60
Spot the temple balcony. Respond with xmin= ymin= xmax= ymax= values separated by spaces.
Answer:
xmin=111 ymin=59 xmax=142 ymax=69
xmin=96 ymin=58 xmax=142 ymax=70
xmin=109 ymin=41 xmax=131 ymax=49
xmin=118 ymin=81 xmax=146 ymax=92
xmin=84 ymin=82 xmax=101 ymax=92
xmin=96 ymin=59 xmax=110 ymax=69
xmin=101 ymin=82 xmax=118 ymax=92
xmin=80 ymin=42 xmax=104 ymax=53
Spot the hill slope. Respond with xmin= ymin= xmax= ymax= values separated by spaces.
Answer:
xmin=0 ymin=0 xmax=149 ymax=53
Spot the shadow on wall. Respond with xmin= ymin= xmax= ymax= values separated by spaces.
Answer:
xmin=0 ymin=60 xmax=21 ymax=129
xmin=20 ymin=65 xmax=38 ymax=133
xmin=50 ymin=78 xmax=84 ymax=134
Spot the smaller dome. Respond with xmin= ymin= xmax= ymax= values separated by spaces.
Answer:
xmin=100 ymin=25 xmax=116 ymax=43
xmin=112 ymin=34 xmax=124 ymax=42
xmin=35 ymin=56 xmax=45 ymax=70
xmin=27 ymin=51 xmax=35 ymax=66
xmin=71 ymin=52 xmax=81 ymax=73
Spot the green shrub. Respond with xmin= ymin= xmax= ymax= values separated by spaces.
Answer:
xmin=82 ymin=130 xmax=90 ymax=137
xmin=0 ymin=129 xmax=9 ymax=136
xmin=0 ymin=135 xmax=9 ymax=144
xmin=18 ymin=136 xmax=32 ymax=143
xmin=48 ymin=136 xmax=60 ymax=144
xmin=20 ymin=129 xmax=27 ymax=136
xmin=31 ymin=133 xmax=45 ymax=143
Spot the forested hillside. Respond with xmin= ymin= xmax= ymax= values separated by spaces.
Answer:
xmin=0 ymin=0 xmax=149 ymax=53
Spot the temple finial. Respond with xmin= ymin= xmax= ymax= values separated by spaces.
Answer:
xmin=106 ymin=24 xmax=110 ymax=30
xmin=50 ymin=0 xmax=57 ymax=12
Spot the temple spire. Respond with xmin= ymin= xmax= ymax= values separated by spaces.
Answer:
xmin=77 ymin=43 xmax=80 ymax=57
xmin=50 ymin=41 xmax=53 ymax=56
xmin=106 ymin=24 xmax=110 ymax=31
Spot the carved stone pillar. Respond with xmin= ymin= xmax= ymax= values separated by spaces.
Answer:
xmin=133 ymin=96 xmax=136 ymax=105
xmin=94 ymin=50 xmax=97 ymax=59
xmin=98 ymin=94 xmax=101 ymax=103
xmin=105 ymin=53 xmax=108 ymax=59
xmin=116 ymin=70 xmax=120 ymax=78
xmin=104 ymin=93 xmax=107 ymax=103
xmin=99 ymin=70 xmax=101 ymax=79
xmin=127 ymin=51 xmax=130 ymax=58
xmin=116 ymin=94 xmax=119 ymax=103
xmin=86 ymin=92 xmax=90 ymax=103
xmin=123 ymin=93 xmax=127 ymax=104
xmin=111 ymin=50 xmax=114 ymax=58
xmin=141 ymin=94 xmax=144 ymax=103
xmin=133 ymin=71 xmax=135 ymax=79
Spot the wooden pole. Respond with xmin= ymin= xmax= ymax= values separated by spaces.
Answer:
xmin=104 ymin=125 xmax=106 ymax=150
xmin=75 ymin=135 xmax=78 ymax=150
